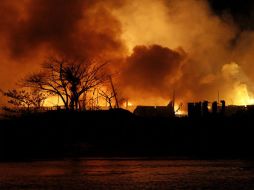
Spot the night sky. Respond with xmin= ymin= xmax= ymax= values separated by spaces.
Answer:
xmin=209 ymin=0 xmax=254 ymax=29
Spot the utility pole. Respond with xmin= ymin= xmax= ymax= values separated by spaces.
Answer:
xmin=217 ymin=90 xmax=220 ymax=103
xmin=109 ymin=76 xmax=119 ymax=108
xmin=172 ymin=89 xmax=175 ymax=111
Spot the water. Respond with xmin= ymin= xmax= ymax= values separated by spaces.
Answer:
xmin=1 ymin=159 xmax=254 ymax=190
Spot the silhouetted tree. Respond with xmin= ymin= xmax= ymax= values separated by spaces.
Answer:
xmin=2 ymin=89 xmax=48 ymax=111
xmin=98 ymin=88 xmax=115 ymax=109
xmin=24 ymin=57 xmax=107 ymax=111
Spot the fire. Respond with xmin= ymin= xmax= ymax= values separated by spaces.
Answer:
xmin=174 ymin=103 xmax=187 ymax=115
xmin=128 ymin=102 xmax=133 ymax=106
xmin=44 ymin=96 xmax=64 ymax=107
xmin=233 ymin=84 xmax=254 ymax=106
xmin=175 ymin=110 xmax=187 ymax=116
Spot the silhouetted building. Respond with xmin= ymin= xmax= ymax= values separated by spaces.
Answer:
xmin=188 ymin=100 xmax=226 ymax=117
xmin=196 ymin=102 xmax=202 ymax=117
xmin=225 ymin=105 xmax=246 ymax=116
xmin=220 ymin=100 xmax=226 ymax=115
xmin=202 ymin=101 xmax=209 ymax=116
xmin=246 ymin=105 xmax=254 ymax=114
xmin=212 ymin=101 xmax=218 ymax=114
xmin=188 ymin=103 xmax=195 ymax=118
xmin=134 ymin=101 xmax=175 ymax=117
xmin=188 ymin=102 xmax=202 ymax=117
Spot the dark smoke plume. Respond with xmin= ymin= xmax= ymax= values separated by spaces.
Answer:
xmin=120 ymin=45 xmax=185 ymax=99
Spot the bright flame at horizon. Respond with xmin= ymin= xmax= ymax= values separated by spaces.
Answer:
xmin=44 ymin=96 xmax=64 ymax=107
xmin=229 ymin=83 xmax=254 ymax=106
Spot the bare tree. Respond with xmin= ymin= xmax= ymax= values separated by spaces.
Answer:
xmin=99 ymin=88 xmax=115 ymax=109
xmin=24 ymin=56 xmax=107 ymax=111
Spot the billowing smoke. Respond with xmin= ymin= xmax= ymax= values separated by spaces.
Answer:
xmin=113 ymin=0 xmax=254 ymax=107
xmin=0 ymin=0 xmax=126 ymax=91
xmin=1 ymin=0 xmax=254 ymax=108
xmin=119 ymin=45 xmax=185 ymax=105
xmin=1 ymin=0 xmax=126 ymax=58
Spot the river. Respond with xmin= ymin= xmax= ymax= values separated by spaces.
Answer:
xmin=1 ymin=159 xmax=254 ymax=189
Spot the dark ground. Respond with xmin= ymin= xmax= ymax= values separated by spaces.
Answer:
xmin=1 ymin=109 xmax=254 ymax=161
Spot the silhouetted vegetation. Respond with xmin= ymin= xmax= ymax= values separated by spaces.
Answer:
xmin=1 ymin=88 xmax=48 ymax=114
xmin=23 ymin=56 xmax=107 ymax=111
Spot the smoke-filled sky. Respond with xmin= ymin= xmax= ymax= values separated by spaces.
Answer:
xmin=1 ymin=0 xmax=254 ymax=107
